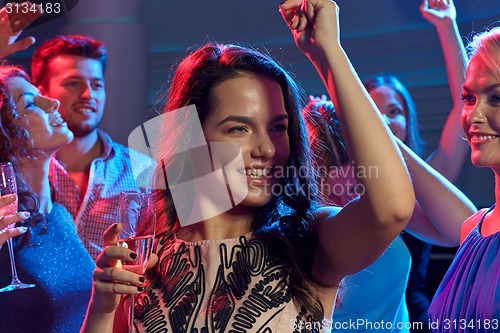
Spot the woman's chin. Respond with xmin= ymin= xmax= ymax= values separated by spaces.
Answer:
xmin=239 ymin=192 xmax=274 ymax=208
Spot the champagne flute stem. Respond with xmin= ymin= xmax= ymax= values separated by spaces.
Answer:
xmin=129 ymin=294 xmax=136 ymax=333
xmin=6 ymin=238 xmax=22 ymax=283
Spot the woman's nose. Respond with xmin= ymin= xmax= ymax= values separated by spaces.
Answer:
xmin=40 ymin=95 xmax=60 ymax=113
xmin=466 ymin=102 xmax=485 ymax=125
xmin=250 ymin=133 xmax=275 ymax=159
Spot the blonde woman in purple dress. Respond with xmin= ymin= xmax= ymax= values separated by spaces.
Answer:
xmin=428 ymin=26 xmax=500 ymax=332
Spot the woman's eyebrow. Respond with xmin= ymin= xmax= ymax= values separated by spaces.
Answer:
xmin=462 ymin=83 xmax=500 ymax=94
xmin=216 ymin=115 xmax=254 ymax=127
xmin=16 ymin=92 xmax=35 ymax=103
xmin=270 ymin=114 xmax=289 ymax=123
xmin=216 ymin=114 xmax=288 ymax=127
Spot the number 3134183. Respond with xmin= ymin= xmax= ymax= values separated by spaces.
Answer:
xmin=5 ymin=2 xmax=61 ymax=14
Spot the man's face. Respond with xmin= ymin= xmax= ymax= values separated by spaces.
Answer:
xmin=40 ymin=55 xmax=106 ymax=138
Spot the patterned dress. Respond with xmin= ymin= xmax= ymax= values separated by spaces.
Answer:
xmin=428 ymin=205 xmax=500 ymax=332
xmin=133 ymin=233 xmax=326 ymax=333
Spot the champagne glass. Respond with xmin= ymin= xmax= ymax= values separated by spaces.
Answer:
xmin=0 ymin=162 xmax=35 ymax=292
xmin=118 ymin=191 xmax=156 ymax=333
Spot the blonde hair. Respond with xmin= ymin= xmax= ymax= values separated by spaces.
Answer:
xmin=467 ymin=26 xmax=500 ymax=81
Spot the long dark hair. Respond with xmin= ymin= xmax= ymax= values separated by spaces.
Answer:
xmin=0 ymin=66 xmax=46 ymax=245
xmin=141 ymin=42 xmax=327 ymax=319
xmin=363 ymin=75 xmax=425 ymax=156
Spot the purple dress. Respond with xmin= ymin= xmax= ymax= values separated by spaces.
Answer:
xmin=428 ymin=205 xmax=500 ymax=332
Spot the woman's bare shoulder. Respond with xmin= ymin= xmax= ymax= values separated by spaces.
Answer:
xmin=460 ymin=207 xmax=490 ymax=244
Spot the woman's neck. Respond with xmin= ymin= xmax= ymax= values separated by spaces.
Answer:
xmin=20 ymin=156 xmax=52 ymax=214
xmin=176 ymin=206 xmax=255 ymax=242
xmin=492 ymin=173 xmax=500 ymax=215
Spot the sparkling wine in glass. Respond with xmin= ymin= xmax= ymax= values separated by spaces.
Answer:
xmin=117 ymin=191 xmax=156 ymax=333
xmin=0 ymin=162 xmax=35 ymax=292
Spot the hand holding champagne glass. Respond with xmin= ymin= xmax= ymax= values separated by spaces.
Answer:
xmin=118 ymin=191 xmax=156 ymax=333
xmin=0 ymin=162 xmax=35 ymax=292
xmin=0 ymin=194 xmax=29 ymax=248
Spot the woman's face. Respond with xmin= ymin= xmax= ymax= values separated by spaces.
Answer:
xmin=369 ymin=85 xmax=408 ymax=141
xmin=8 ymin=77 xmax=73 ymax=155
xmin=202 ymin=73 xmax=290 ymax=208
xmin=460 ymin=53 xmax=500 ymax=171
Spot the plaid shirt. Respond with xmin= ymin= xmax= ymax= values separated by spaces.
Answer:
xmin=49 ymin=130 xmax=145 ymax=260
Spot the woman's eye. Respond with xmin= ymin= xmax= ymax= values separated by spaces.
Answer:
xmin=24 ymin=101 xmax=35 ymax=109
xmin=389 ymin=108 xmax=402 ymax=116
xmin=227 ymin=126 xmax=247 ymax=134
xmin=489 ymin=94 xmax=500 ymax=104
xmin=460 ymin=94 xmax=476 ymax=105
xmin=271 ymin=124 xmax=288 ymax=132
xmin=65 ymin=81 xmax=79 ymax=88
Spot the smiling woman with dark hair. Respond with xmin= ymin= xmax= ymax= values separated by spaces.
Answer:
xmin=81 ymin=1 xmax=416 ymax=332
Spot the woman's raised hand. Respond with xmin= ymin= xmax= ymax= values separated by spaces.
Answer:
xmin=279 ymin=0 xmax=340 ymax=57
xmin=420 ymin=0 xmax=457 ymax=26
xmin=0 ymin=1 xmax=42 ymax=58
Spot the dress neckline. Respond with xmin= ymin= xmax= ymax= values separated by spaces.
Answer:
xmin=477 ymin=204 xmax=497 ymax=238
xmin=173 ymin=232 xmax=254 ymax=247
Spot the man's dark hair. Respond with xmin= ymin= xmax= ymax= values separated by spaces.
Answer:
xmin=31 ymin=35 xmax=107 ymax=88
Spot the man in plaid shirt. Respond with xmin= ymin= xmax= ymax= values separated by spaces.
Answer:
xmin=31 ymin=35 xmax=145 ymax=260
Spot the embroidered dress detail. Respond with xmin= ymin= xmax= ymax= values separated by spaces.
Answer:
xmin=133 ymin=234 xmax=324 ymax=333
